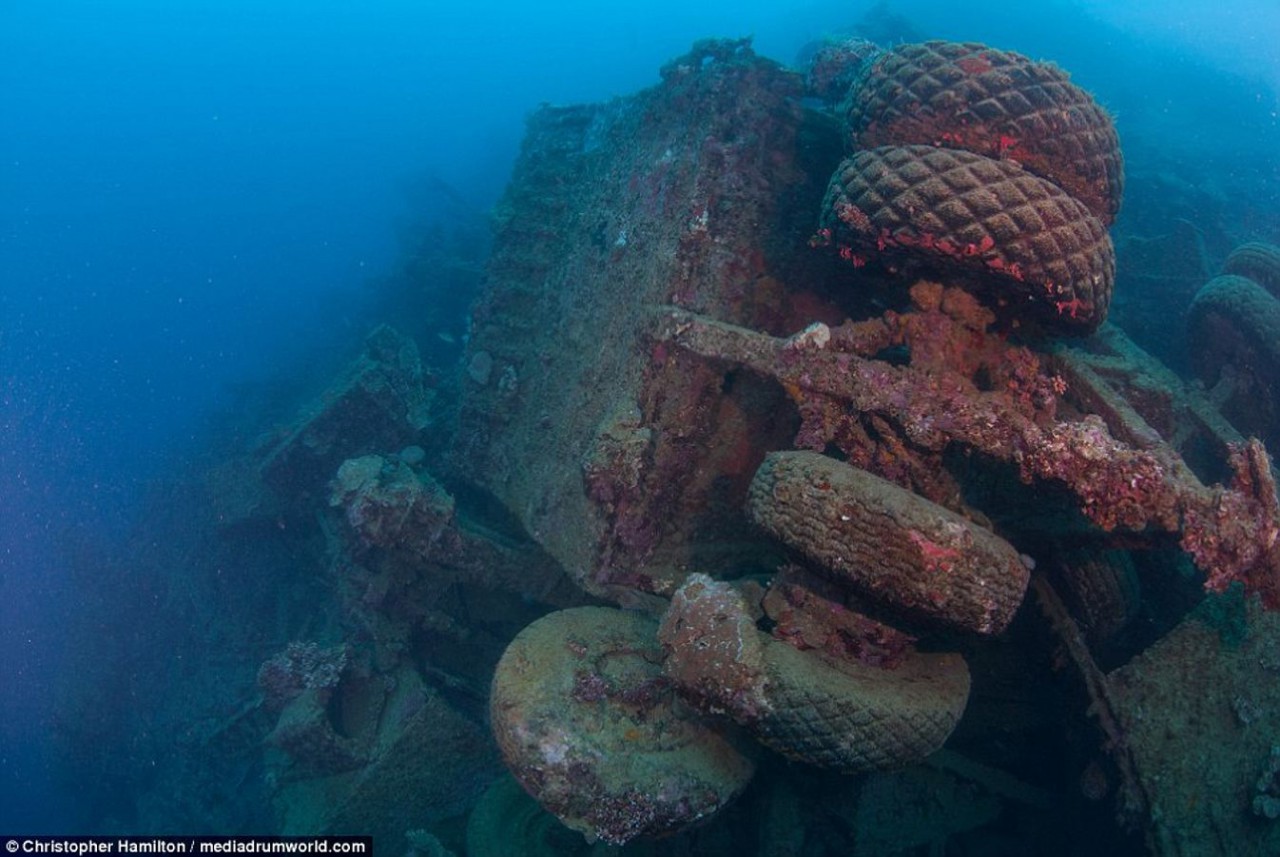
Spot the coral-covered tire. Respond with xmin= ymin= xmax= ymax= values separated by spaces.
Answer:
xmin=489 ymin=607 xmax=755 ymax=846
xmin=1056 ymin=549 xmax=1141 ymax=647
xmin=659 ymin=575 xmax=970 ymax=774
xmin=1186 ymin=274 xmax=1280 ymax=446
xmin=844 ymin=41 xmax=1123 ymax=224
xmin=747 ymin=450 xmax=1030 ymax=635
xmin=1222 ymin=241 xmax=1280 ymax=299
xmin=821 ymin=145 xmax=1114 ymax=335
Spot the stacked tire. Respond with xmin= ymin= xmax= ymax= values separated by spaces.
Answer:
xmin=1186 ymin=242 xmax=1280 ymax=449
xmin=819 ymin=41 xmax=1123 ymax=335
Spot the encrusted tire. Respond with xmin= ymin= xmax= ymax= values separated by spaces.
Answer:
xmin=1186 ymin=274 xmax=1280 ymax=446
xmin=1222 ymin=241 xmax=1280 ymax=299
xmin=747 ymin=450 xmax=1030 ymax=635
xmin=821 ymin=145 xmax=1114 ymax=335
xmin=490 ymin=607 xmax=755 ymax=846
xmin=1057 ymin=549 xmax=1141 ymax=647
xmin=659 ymin=575 xmax=970 ymax=774
xmin=844 ymin=41 xmax=1123 ymax=224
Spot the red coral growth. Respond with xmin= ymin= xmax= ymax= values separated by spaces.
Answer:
xmin=1184 ymin=440 xmax=1280 ymax=609
xmin=819 ymin=145 xmax=1114 ymax=334
xmin=956 ymin=54 xmax=995 ymax=75
xmin=908 ymin=529 xmax=964 ymax=574
xmin=834 ymin=199 xmax=873 ymax=233
xmin=763 ymin=567 xmax=915 ymax=668
xmin=658 ymin=304 xmax=1280 ymax=609
xmin=1021 ymin=417 xmax=1177 ymax=532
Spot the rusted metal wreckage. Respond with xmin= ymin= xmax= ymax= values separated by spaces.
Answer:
xmin=450 ymin=38 xmax=1280 ymax=853
xmin=241 ymin=38 xmax=1280 ymax=854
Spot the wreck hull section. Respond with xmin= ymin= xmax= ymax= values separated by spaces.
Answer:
xmin=451 ymin=44 xmax=841 ymax=595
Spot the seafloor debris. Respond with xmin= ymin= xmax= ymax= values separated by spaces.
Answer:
xmin=272 ymin=664 xmax=499 ymax=841
xmin=261 ymin=324 xmax=432 ymax=502
xmin=227 ymin=336 xmax=584 ymax=841
xmin=257 ymin=641 xmax=350 ymax=713
xmin=257 ymin=642 xmax=367 ymax=777
xmin=206 ymin=324 xmax=434 ymax=527
xmin=464 ymin=775 xmax=593 ymax=857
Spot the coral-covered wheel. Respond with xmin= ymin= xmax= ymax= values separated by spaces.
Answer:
xmin=1055 ymin=549 xmax=1141 ymax=649
xmin=844 ymin=41 xmax=1124 ymax=224
xmin=1186 ymin=273 xmax=1280 ymax=448
xmin=659 ymin=575 xmax=970 ymax=773
xmin=821 ymin=145 xmax=1115 ymax=335
xmin=1222 ymin=241 xmax=1280 ymax=299
xmin=747 ymin=451 xmax=1030 ymax=635
xmin=489 ymin=607 xmax=755 ymax=846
